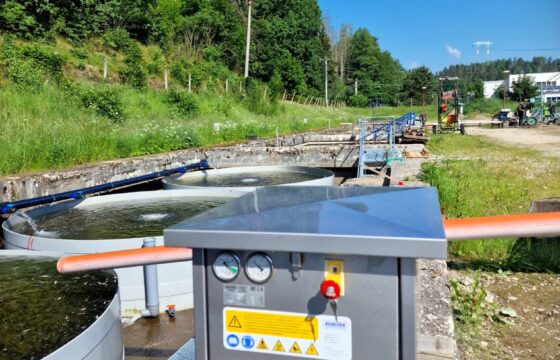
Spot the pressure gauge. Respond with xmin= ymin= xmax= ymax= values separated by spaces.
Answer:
xmin=245 ymin=253 xmax=273 ymax=284
xmin=212 ymin=251 xmax=240 ymax=282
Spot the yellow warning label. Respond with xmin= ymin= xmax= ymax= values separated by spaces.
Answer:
xmin=256 ymin=338 xmax=268 ymax=350
xmin=325 ymin=259 xmax=345 ymax=296
xmin=273 ymin=340 xmax=285 ymax=352
xmin=225 ymin=309 xmax=318 ymax=340
xmin=305 ymin=343 xmax=319 ymax=355
xmin=228 ymin=315 xmax=242 ymax=328
xmin=289 ymin=342 xmax=302 ymax=353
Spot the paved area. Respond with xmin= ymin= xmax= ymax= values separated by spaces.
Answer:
xmin=124 ymin=310 xmax=194 ymax=360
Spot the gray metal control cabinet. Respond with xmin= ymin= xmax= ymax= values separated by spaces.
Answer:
xmin=165 ymin=186 xmax=447 ymax=360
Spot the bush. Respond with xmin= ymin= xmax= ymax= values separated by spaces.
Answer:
xmin=119 ymin=43 xmax=146 ymax=89
xmin=6 ymin=58 xmax=43 ymax=90
xmin=0 ymin=36 xmax=42 ymax=90
xmin=21 ymin=44 xmax=65 ymax=76
xmin=70 ymin=47 xmax=88 ymax=60
xmin=79 ymin=86 xmax=125 ymax=122
xmin=348 ymin=93 xmax=369 ymax=107
xmin=0 ymin=1 xmax=38 ymax=39
xmin=102 ymin=28 xmax=132 ymax=51
xmin=245 ymin=79 xmax=280 ymax=116
xmin=165 ymin=90 xmax=200 ymax=116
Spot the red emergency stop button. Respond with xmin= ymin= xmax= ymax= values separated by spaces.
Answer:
xmin=320 ymin=280 xmax=341 ymax=300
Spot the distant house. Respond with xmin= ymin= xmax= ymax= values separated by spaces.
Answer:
xmin=483 ymin=72 xmax=560 ymax=102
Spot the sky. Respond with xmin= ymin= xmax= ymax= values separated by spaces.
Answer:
xmin=317 ymin=0 xmax=560 ymax=72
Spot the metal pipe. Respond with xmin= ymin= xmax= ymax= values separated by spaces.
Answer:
xmin=444 ymin=212 xmax=560 ymax=241
xmin=141 ymin=238 xmax=160 ymax=317
xmin=1 ymin=160 xmax=208 ymax=214
xmin=56 ymin=246 xmax=193 ymax=273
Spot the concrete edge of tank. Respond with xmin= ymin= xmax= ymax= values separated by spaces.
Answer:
xmin=0 ymin=251 xmax=123 ymax=360
xmin=162 ymin=165 xmax=335 ymax=191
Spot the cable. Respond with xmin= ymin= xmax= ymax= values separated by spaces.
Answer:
xmin=493 ymin=48 xmax=560 ymax=52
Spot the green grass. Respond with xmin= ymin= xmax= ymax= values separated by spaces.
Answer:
xmin=422 ymin=135 xmax=560 ymax=271
xmin=0 ymin=79 xmax=452 ymax=176
xmin=0 ymin=84 xmax=369 ymax=175
xmin=464 ymin=98 xmax=518 ymax=117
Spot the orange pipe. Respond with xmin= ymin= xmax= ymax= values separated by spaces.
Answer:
xmin=444 ymin=212 xmax=560 ymax=241
xmin=57 ymin=246 xmax=192 ymax=274
xmin=57 ymin=212 xmax=560 ymax=273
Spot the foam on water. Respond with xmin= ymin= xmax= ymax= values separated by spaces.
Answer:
xmin=137 ymin=213 xmax=169 ymax=221
xmin=34 ymin=230 xmax=60 ymax=238
xmin=172 ymin=170 xmax=322 ymax=187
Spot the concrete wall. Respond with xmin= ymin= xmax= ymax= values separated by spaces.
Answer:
xmin=0 ymin=145 xmax=361 ymax=203
xmin=1 ymin=142 xmax=426 ymax=203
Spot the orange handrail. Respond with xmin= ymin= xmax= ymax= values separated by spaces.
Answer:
xmin=444 ymin=212 xmax=560 ymax=241
xmin=57 ymin=246 xmax=192 ymax=274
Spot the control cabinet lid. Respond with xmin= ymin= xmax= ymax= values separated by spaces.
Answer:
xmin=164 ymin=186 xmax=447 ymax=259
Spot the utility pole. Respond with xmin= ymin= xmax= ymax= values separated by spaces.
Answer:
xmin=244 ymin=0 xmax=253 ymax=79
xmin=422 ymin=86 xmax=426 ymax=108
xmin=354 ymin=79 xmax=358 ymax=96
xmin=324 ymin=58 xmax=329 ymax=107
xmin=503 ymin=70 xmax=510 ymax=108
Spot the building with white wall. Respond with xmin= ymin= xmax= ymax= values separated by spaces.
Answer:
xmin=483 ymin=72 xmax=560 ymax=103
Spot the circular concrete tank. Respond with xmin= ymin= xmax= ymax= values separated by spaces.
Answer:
xmin=2 ymin=189 xmax=244 ymax=318
xmin=0 ymin=250 xmax=122 ymax=360
xmin=163 ymin=165 xmax=335 ymax=191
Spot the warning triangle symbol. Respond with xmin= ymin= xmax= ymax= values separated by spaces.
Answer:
xmin=256 ymin=338 xmax=268 ymax=350
xmin=289 ymin=342 xmax=302 ymax=353
xmin=273 ymin=340 xmax=285 ymax=352
xmin=228 ymin=315 xmax=242 ymax=328
xmin=305 ymin=343 xmax=319 ymax=355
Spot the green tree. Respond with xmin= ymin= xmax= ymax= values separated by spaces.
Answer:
xmin=401 ymin=66 xmax=437 ymax=106
xmin=511 ymin=76 xmax=538 ymax=101
xmin=347 ymin=28 xmax=403 ymax=106
xmin=251 ymin=0 xmax=329 ymax=95
xmin=0 ymin=1 xmax=38 ymax=38
xmin=468 ymin=79 xmax=484 ymax=100
xmin=347 ymin=28 xmax=380 ymax=104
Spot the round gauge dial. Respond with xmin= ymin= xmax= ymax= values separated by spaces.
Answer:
xmin=245 ymin=253 xmax=273 ymax=284
xmin=212 ymin=252 xmax=240 ymax=282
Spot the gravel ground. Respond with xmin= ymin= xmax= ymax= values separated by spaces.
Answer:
xmin=465 ymin=126 xmax=560 ymax=157
xmin=449 ymin=270 xmax=560 ymax=360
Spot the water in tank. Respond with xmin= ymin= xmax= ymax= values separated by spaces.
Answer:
xmin=2 ymin=189 xmax=245 ymax=315
xmin=163 ymin=165 xmax=335 ymax=190
xmin=10 ymin=195 xmax=227 ymax=240
xmin=0 ymin=253 xmax=120 ymax=359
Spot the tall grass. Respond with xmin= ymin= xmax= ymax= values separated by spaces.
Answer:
xmin=422 ymin=135 xmax=560 ymax=271
xmin=0 ymin=84 xmax=364 ymax=175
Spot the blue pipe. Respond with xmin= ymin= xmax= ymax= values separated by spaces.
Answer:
xmin=0 ymin=159 xmax=208 ymax=215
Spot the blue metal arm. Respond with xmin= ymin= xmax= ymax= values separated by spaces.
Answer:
xmin=0 ymin=160 xmax=208 ymax=214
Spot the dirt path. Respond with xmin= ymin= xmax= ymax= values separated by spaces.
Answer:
xmin=465 ymin=126 xmax=560 ymax=157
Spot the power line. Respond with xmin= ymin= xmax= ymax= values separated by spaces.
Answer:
xmin=493 ymin=48 xmax=560 ymax=52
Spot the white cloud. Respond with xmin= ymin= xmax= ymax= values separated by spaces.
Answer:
xmin=446 ymin=45 xmax=461 ymax=59
xmin=408 ymin=61 xmax=419 ymax=70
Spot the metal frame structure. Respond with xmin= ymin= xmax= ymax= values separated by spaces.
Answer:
xmin=437 ymin=77 xmax=461 ymax=133
xmin=357 ymin=114 xmax=418 ymax=178
xmin=357 ymin=116 xmax=394 ymax=177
